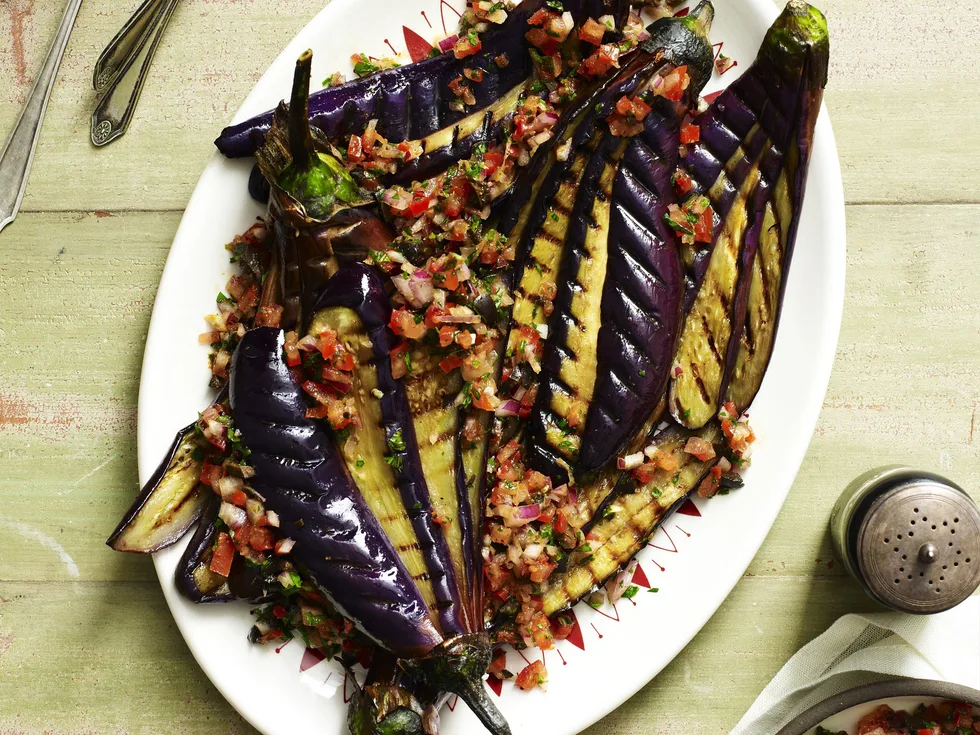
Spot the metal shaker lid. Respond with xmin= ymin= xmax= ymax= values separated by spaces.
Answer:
xmin=856 ymin=474 xmax=980 ymax=614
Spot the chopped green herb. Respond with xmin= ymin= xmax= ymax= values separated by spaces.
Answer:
xmin=622 ymin=585 xmax=640 ymax=600
xmin=647 ymin=587 xmax=659 ymax=593
xmin=388 ymin=429 xmax=406 ymax=452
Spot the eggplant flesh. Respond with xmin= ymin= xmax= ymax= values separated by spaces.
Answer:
xmin=669 ymin=0 xmax=828 ymax=427
xmin=307 ymin=263 xmax=466 ymax=637
xmin=106 ymin=423 xmax=208 ymax=553
xmin=308 ymin=306 xmax=442 ymax=618
xmin=214 ymin=0 xmax=630 ymax=159
xmin=541 ymin=422 xmax=721 ymax=615
xmin=231 ymin=326 xmax=442 ymax=657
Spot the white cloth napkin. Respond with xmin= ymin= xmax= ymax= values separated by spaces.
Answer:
xmin=730 ymin=596 xmax=980 ymax=735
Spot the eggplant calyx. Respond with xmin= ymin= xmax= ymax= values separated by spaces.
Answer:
xmin=257 ymin=50 xmax=369 ymax=221
xmin=348 ymin=682 xmax=426 ymax=735
xmin=761 ymin=1 xmax=829 ymax=88
xmin=641 ymin=0 xmax=715 ymax=97
xmin=399 ymin=634 xmax=510 ymax=735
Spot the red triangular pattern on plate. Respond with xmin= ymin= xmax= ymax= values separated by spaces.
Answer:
xmin=676 ymin=498 xmax=701 ymax=516
xmin=675 ymin=6 xmax=690 ymax=16
xmin=403 ymin=26 xmax=435 ymax=63
xmin=703 ymin=90 xmax=723 ymax=104
xmin=631 ymin=563 xmax=651 ymax=588
xmin=487 ymin=676 xmax=504 ymax=697
xmin=562 ymin=609 xmax=585 ymax=650
xmin=300 ymin=647 xmax=327 ymax=672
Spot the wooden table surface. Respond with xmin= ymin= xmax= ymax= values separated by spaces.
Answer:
xmin=0 ymin=1 xmax=977 ymax=733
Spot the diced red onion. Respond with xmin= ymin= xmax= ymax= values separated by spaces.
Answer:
xmin=517 ymin=503 xmax=541 ymax=520
xmin=265 ymin=510 xmax=280 ymax=528
xmin=438 ymin=35 xmax=458 ymax=52
xmin=535 ymin=324 xmax=549 ymax=339
xmin=566 ymin=485 xmax=578 ymax=505
xmin=507 ymin=543 xmax=522 ymax=566
xmin=436 ymin=313 xmax=480 ymax=324
xmin=392 ymin=273 xmax=434 ymax=308
xmin=494 ymin=399 xmax=521 ymax=418
xmin=218 ymin=502 xmax=247 ymax=530
xmin=606 ymin=558 xmax=638 ymax=604
xmin=274 ymin=538 xmax=295 ymax=555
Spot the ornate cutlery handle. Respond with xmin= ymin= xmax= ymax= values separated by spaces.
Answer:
xmin=92 ymin=0 xmax=171 ymax=92
xmin=0 ymin=0 xmax=84 ymax=233
xmin=91 ymin=0 xmax=181 ymax=148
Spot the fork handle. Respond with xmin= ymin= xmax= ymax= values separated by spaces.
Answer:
xmin=90 ymin=0 xmax=180 ymax=147
xmin=0 ymin=0 xmax=84 ymax=232
xmin=92 ymin=0 xmax=171 ymax=92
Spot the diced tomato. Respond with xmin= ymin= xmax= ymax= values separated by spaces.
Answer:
xmin=579 ymin=44 xmax=620 ymax=77
xmin=255 ymin=304 xmax=283 ymax=328
xmin=464 ymin=67 xmax=485 ymax=82
xmin=655 ymin=452 xmax=679 ymax=471
xmin=483 ymin=150 xmax=504 ymax=175
xmin=525 ymin=612 xmax=554 ymax=650
xmin=441 ymin=271 xmax=460 ymax=291
xmin=229 ymin=489 xmax=248 ymax=508
xmin=347 ymin=134 xmax=364 ymax=162
xmin=515 ymin=660 xmax=547 ymax=691
xmin=439 ymin=354 xmax=463 ymax=373
xmin=553 ymin=511 xmax=569 ymax=535
xmin=209 ymin=532 xmax=235 ymax=577
xmin=390 ymin=308 xmax=427 ymax=339
xmin=536 ymin=506 xmax=556 ymax=524
xmin=200 ymin=461 xmax=224 ymax=488
xmin=443 ymin=195 xmax=463 ymax=218
xmin=672 ymin=168 xmax=695 ymax=195
xmin=438 ymin=326 xmax=457 ymax=348
xmin=317 ymin=329 xmax=338 ymax=359
xmin=330 ymin=350 xmax=355 ymax=372
xmin=272 ymin=605 xmax=287 ymax=619
xmin=487 ymin=648 xmax=509 ymax=678
xmin=453 ymin=34 xmax=482 ymax=58
xmin=633 ymin=462 xmax=658 ymax=484
xmin=657 ymin=64 xmax=690 ymax=102
xmin=527 ymin=8 xmax=551 ymax=25
xmin=551 ymin=613 xmax=575 ymax=640
xmin=525 ymin=27 xmax=557 ymax=55
xmin=631 ymin=96 xmax=652 ymax=121
xmin=578 ymin=17 xmax=607 ymax=45
xmin=409 ymin=195 xmax=432 ymax=217
xmin=249 ymin=527 xmax=276 ymax=552
xmin=680 ymin=122 xmax=700 ymax=144
xmin=237 ymin=285 xmax=259 ymax=313
xmin=305 ymin=405 xmax=331 ymax=419
xmin=693 ymin=205 xmax=715 ymax=244
xmin=684 ymin=436 xmax=716 ymax=461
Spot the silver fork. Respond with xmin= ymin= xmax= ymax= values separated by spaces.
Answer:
xmin=0 ymin=0 xmax=84 ymax=234
xmin=91 ymin=0 xmax=181 ymax=147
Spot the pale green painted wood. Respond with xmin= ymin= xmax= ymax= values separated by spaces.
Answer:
xmin=0 ymin=0 xmax=978 ymax=733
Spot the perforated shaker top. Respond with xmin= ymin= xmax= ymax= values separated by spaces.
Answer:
xmin=856 ymin=480 xmax=980 ymax=614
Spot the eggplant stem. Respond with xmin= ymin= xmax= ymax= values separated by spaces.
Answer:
xmin=289 ymin=49 xmax=316 ymax=172
xmin=452 ymin=676 xmax=511 ymax=735
xmin=687 ymin=0 xmax=714 ymax=38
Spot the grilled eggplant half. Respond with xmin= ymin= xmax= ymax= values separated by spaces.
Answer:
xmin=106 ymin=422 xmax=209 ymax=553
xmin=518 ymin=5 xmax=713 ymax=483
xmin=541 ymin=422 xmax=721 ymax=615
xmin=669 ymin=0 xmax=829 ymax=427
xmin=215 ymin=0 xmax=631 ymax=165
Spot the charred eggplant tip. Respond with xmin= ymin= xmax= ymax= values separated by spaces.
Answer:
xmin=348 ymin=683 xmax=425 ymax=735
xmin=764 ymin=1 xmax=830 ymax=87
xmin=400 ymin=635 xmax=511 ymax=735
xmin=687 ymin=0 xmax=715 ymax=34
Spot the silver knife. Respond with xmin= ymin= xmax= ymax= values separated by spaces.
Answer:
xmin=0 ymin=0 xmax=84 ymax=234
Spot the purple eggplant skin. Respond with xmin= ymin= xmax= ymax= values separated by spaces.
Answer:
xmin=576 ymin=96 xmax=687 ymax=475
xmin=106 ymin=422 xmax=209 ymax=553
xmin=522 ymin=5 xmax=714 ymax=482
xmin=678 ymin=1 xmax=829 ymax=313
xmin=307 ymin=263 xmax=466 ymax=636
xmin=230 ymin=326 xmax=443 ymax=657
xmin=215 ymin=0 xmax=631 ymax=158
